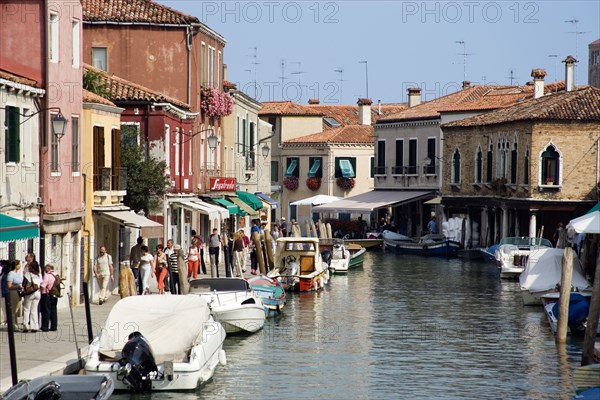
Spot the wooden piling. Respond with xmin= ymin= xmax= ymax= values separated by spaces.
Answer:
xmin=326 ymin=223 xmax=332 ymax=239
xmin=252 ymin=231 xmax=266 ymax=274
xmin=310 ymin=220 xmax=318 ymax=238
xmin=556 ymin=247 xmax=574 ymax=343
xmin=582 ymin=251 xmax=600 ymax=365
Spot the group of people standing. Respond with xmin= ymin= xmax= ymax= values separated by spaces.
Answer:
xmin=1 ymin=253 xmax=59 ymax=333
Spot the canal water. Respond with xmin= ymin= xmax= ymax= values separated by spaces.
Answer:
xmin=113 ymin=251 xmax=585 ymax=400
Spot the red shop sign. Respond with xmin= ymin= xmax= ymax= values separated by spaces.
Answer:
xmin=209 ymin=177 xmax=236 ymax=191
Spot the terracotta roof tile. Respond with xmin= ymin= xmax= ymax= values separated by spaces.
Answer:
xmin=83 ymin=63 xmax=191 ymax=109
xmin=442 ymin=86 xmax=600 ymax=128
xmin=591 ymin=38 xmax=600 ymax=46
xmin=306 ymin=103 xmax=408 ymax=128
xmin=259 ymin=101 xmax=323 ymax=116
xmin=0 ymin=69 xmax=38 ymax=87
xmin=284 ymin=125 xmax=374 ymax=145
xmin=378 ymin=82 xmax=566 ymax=122
xmin=83 ymin=89 xmax=117 ymax=106
xmin=82 ymin=0 xmax=199 ymax=24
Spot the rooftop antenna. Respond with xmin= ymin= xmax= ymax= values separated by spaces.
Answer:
xmin=358 ymin=61 xmax=368 ymax=98
xmin=547 ymin=55 xmax=559 ymax=82
xmin=334 ymin=67 xmax=345 ymax=103
xmin=505 ymin=69 xmax=519 ymax=85
xmin=247 ymin=46 xmax=260 ymax=99
xmin=482 ymin=76 xmax=487 ymax=86
xmin=290 ymin=61 xmax=306 ymax=86
xmin=456 ymin=40 xmax=471 ymax=83
xmin=565 ymin=19 xmax=589 ymax=84
xmin=278 ymin=59 xmax=288 ymax=100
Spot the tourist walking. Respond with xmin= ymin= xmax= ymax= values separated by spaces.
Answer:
xmin=280 ymin=217 xmax=288 ymax=237
xmin=93 ymin=245 xmax=114 ymax=305
xmin=241 ymin=230 xmax=250 ymax=273
xmin=22 ymin=261 xmax=41 ymax=332
xmin=139 ymin=245 xmax=154 ymax=295
xmin=209 ymin=228 xmax=222 ymax=277
xmin=129 ymin=237 xmax=144 ymax=295
xmin=232 ymin=230 xmax=245 ymax=277
xmin=155 ymin=244 xmax=168 ymax=294
xmin=187 ymin=237 xmax=200 ymax=280
xmin=40 ymin=264 xmax=58 ymax=332
xmin=5 ymin=260 xmax=23 ymax=331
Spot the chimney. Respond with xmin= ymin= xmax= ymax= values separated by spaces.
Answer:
xmin=462 ymin=80 xmax=471 ymax=89
xmin=377 ymin=99 xmax=381 ymax=115
xmin=308 ymin=98 xmax=320 ymax=105
xmin=407 ymin=87 xmax=421 ymax=107
xmin=357 ymin=98 xmax=372 ymax=125
xmin=563 ymin=55 xmax=578 ymax=91
xmin=531 ymin=68 xmax=546 ymax=99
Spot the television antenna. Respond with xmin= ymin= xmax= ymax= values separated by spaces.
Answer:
xmin=565 ymin=19 xmax=589 ymax=84
xmin=358 ymin=61 xmax=369 ymax=98
xmin=456 ymin=40 xmax=472 ymax=83
xmin=247 ymin=46 xmax=260 ymax=98
xmin=334 ymin=67 xmax=345 ymax=103
xmin=505 ymin=69 xmax=519 ymax=85
xmin=278 ymin=59 xmax=288 ymax=100
xmin=290 ymin=61 xmax=306 ymax=86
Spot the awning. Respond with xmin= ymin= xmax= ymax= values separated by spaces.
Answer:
xmin=228 ymin=196 xmax=258 ymax=217
xmin=213 ymin=198 xmax=241 ymax=215
xmin=290 ymin=194 xmax=342 ymax=206
xmin=313 ymin=190 xmax=432 ymax=214
xmin=255 ymin=192 xmax=278 ymax=209
xmin=0 ymin=214 xmax=39 ymax=242
xmin=172 ymin=200 xmax=229 ymax=220
xmin=102 ymin=210 xmax=163 ymax=239
xmin=424 ymin=196 xmax=442 ymax=205
xmin=237 ymin=191 xmax=264 ymax=210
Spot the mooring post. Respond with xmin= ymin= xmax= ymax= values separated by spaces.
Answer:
xmin=556 ymin=247 xmax=574 ymax=343
xmin=581 ymin=251 xmax=600 ymax=365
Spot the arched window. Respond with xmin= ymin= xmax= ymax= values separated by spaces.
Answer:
xmin=475 ymin=146 xmax=483 ymax=183
xmin=486 ymin=143 xmax=493 ymax=182
xmin=524 ymin=148 xmax=530 ymax=185
xmin=541 ymin=145 xmax=560 ymax=185
xmin=510 ymin=142 xmax=518 ymax=184
xmin=452 ymin=149 xmax=461 ymax=184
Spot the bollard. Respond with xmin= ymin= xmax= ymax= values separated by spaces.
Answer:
xmin=556 ymin=247 xmax=574 ymax=343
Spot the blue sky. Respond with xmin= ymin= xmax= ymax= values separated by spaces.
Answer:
xmin=168 ymin=1 xmax=600 ymax=104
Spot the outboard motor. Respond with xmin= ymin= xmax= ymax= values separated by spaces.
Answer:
xmin=321 ymin=250 xmax=332 ymax=265
xmin=118 ymin=331 xmax=158 ymax=392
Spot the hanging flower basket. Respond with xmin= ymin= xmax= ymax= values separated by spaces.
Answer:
xmin=284 ymin=176 xmax=299 ymax=191
xmin=200 ymin=87 xmax=234 ymax=120
xmin=306 ymin=177 xmax=321 ymax=191
xmin=336 ymin=177 xmax=355 ymax=191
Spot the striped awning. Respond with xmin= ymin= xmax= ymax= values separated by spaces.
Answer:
xmin=228 ymin=196 xmax=258 ymax=217
xmin=0 ymin=214 xmax=39 ymax=243
xmin=213 ymin=198 xmax=242 ymax=215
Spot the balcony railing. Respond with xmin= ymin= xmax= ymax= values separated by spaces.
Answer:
xmin=95 ymin=167 xmax=128 ymax=191
xmin=374 ymin=165 xmax=387 ymax=175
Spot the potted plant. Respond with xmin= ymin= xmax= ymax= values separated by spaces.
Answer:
xmin=283 ymin=176 xmax=299 ymax=191
xmin=545 ymin=178 xmax=555 ymax=185
xmin=200 ymin=87 xmax=234 ymax=120
xmin=306 ymin=177 xmax=321 ymax=191
xmin=336 ymin=177 xmax=355 ymax=191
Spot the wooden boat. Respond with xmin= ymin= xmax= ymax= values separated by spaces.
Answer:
xmin=247 ymin=275 xmax=286 ymax=317
xmin=348 ymin=245 xmax=366 ymax=268
xmin=320 ymin=240 xmax=366 ymax=273
xmin=519 ymin=248 xmax=591 ymax=305
xmin=383 ymin=231 xmax=460 ymax=257
xmin=540 ymin=292 xmax=599 ymax=335
xmin=267 ymin=237 xmax=330 ymax=292
xmin=573 ymin=364 xmax=600 ymax=397
xmin=85 ymin=295 xmax=227 ymax=392
xmin=1 ymin=375 xmax=114 ymax=400
xmin=189 ymin=278 xmax=266 ymax=334
xmin=495 ymin=236 xmax=552 ymax=279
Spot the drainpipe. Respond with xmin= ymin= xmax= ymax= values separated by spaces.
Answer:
xmin=81 ymin=173 xmax=94 ymax=343
xmin=186 ymin=26 xmax=193 ymax=105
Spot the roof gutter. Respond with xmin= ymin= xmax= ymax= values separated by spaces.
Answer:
xmin=153 ymin=102 xmax=199 ymax=120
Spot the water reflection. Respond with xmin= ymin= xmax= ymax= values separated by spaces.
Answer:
xmin=112 ymin=251 xmax=585 ymax=399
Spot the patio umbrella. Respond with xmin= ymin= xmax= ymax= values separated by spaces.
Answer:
xmin=569 ymin=211 xmax=600 ymax=234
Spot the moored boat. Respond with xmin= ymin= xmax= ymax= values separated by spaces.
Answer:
xmin=267 ymin=237 xmax=329 ymax=291
xmin=495 ymin=236 xmax=553 ymax=279
xmin=85 ymin=295 xmax=226 ymax=392
xmin=1 ymin=375 xmax=114 ymax=400
xmin=383 ymin=231 xmax=460 ymax=257
xmin=519 ymin=248 xmax=591 ymax=305
xmin=247 ymin=275 xmax=286 ymax=317
xmin=540 ymin=292 xmax=599 ymax=335
xmin=189 ymin=277 xmax=266 ymax=334
xmin=348 ymin=244 xmax=367 ymax=268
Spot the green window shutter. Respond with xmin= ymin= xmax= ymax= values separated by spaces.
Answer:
xmin=340 ymin=159 xmax=355 ymax=178
xmin=5 ymin=106 xmax=20 ymax=163
xmin=285 ymin=159 xmax=298 ymax=177
xmin=308 ymin=159 xmax=321 ymax=177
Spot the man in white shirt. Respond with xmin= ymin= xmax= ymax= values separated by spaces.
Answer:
xmin=93 ymin=245 xmax=113 ymax=305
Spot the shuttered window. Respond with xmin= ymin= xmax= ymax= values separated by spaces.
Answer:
xmin=4 ymin=106 xmax=20 ymax=163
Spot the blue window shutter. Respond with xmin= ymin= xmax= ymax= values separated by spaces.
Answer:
xmin=340 ymin=159 xmax=354 ymax=178
xmin=308 ymin=159 xmax=321 ymax=177
xmin=285 ymin=159 xmax=298 ymax=177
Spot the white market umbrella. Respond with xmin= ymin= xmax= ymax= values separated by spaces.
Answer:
xmin=569 ymin=211 xmax=600 ymax=234
xmin=290 ymin=194 xmax=342 ymax=206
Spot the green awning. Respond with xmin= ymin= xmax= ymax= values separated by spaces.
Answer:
xmin=285 ymin=159 xmax=298 ymax=177
xmin=0 ymin=214 xmax=39 ymax=243
xmin=308 ymin=159 xmax=321 ymax=177
xmin=237 ymin=191 xmax=264 ymax=210
xmin=214 ymin=197 xmax=242 ymax=215
xmin=339 ymin=159 xmax=355 ymax=178
xmin=229 ymin=197 xmax=258 ymax=217
xmin=587 ymin=202 xmax=600 ymax=214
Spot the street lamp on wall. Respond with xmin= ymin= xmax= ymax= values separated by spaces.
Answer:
xmin=207 ymin=131 xmax=218 ymax=151
xmin=261 ymin=142 xmax=270 ymax=158
xmin=51 ymin=112 xmax=67 ymax=141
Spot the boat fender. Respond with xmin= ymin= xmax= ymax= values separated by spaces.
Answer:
xmin=319 ymin=276 xmax=324 ymax=288
xmin=218 ymin=349 xmax=227 ymax=366
xmin=313 ymin=280 xmax=319 ymax=291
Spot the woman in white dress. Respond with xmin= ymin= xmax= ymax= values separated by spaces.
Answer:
xmin=22 ymin=261 xmax=42 ymax=332
xmin=139 ymin=245 xmax=154 ymax=295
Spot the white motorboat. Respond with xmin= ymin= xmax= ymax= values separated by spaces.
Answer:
xmin=519 ymin=248 xmax=591 ymax=305
xmin=325 ymin=241 xmax=350 ymax=273
xmin=189 ymin=277 xmax=266 ymax=334
xmin=494 ymin=237 xmax=553 ymax=279
xmin=85 ymin=295 xmax=226 ymax=392
xmin=267 ymin=237 xmax=330 ymax=291
xmin=1 ymin=375 xmax=114 ymax=400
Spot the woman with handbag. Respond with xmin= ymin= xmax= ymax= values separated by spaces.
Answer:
xmin=22 ymin=261 xmax=41 ymax=332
